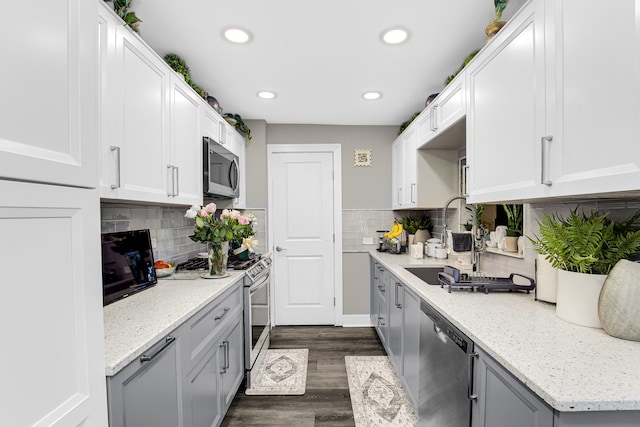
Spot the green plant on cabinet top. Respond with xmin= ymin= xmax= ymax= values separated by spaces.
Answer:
xmin=163 ymin=54 xmax=206 ymax=98
xmin=224 ymin=114 xmax=252 ymax=143
xmin=110 ymin=0 xmax=142 ymax=32
xmin=529 ymin=209 xmax=640 ymax=275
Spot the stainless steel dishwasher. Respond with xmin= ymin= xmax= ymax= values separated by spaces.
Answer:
xmin=419 ymin=300 xmax=475 ymax=427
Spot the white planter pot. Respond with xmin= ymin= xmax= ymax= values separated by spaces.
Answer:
xmin=556 ymin=269 xmax=606 ymax=328
xmin=535 ymin=254 xmax=557 ymax=303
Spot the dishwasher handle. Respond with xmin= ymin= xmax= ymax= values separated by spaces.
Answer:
xmin=468 ymin=352 xmax=478 ymax=401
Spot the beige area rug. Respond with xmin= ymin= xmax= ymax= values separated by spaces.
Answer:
xmin=345 ymin=356 xmax=418 ymax=427
xmin=245 ymin=349 xmax=309 ymax=395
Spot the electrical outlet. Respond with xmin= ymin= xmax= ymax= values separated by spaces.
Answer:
xmin=362 ymin=237 xmax=374 ymax=245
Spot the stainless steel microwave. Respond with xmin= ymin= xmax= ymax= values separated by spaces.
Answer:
xmin=203 ymin=136 xmax=239 ymax=198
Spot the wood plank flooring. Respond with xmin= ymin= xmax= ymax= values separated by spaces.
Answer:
xmin=221 ymin=326 xmax=386 ymax=427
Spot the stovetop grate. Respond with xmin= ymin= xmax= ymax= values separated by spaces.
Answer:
xmin=177 ymin=254 xmax=262 ymax=271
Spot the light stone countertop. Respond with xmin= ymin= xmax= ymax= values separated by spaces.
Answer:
xmin=103 ymin=272 xmax=244 ymax=376
xmin=370 ymin=251 xmax=640 ymax=412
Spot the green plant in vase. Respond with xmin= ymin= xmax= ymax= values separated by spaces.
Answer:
xmin=111 ymin=0 xmax=142 ymax=32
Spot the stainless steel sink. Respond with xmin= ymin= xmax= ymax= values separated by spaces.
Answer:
xmin=404 ymin=267 xmax=443 ymax=285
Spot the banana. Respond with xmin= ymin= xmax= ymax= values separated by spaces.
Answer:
xmin=389 ymin=223 xmax=403 ymax=239
xmin=384 ymin=222 xmax=399 ymax=239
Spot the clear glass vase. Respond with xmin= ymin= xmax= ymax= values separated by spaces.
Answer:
xmin=207 ymin=241 xmax=229 ymax=276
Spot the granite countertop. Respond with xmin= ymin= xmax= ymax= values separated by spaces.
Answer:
xmin=103 ymin=272 xmax=244 ymax=376
xmin=370 ymin=251 xmax=640 ymax=412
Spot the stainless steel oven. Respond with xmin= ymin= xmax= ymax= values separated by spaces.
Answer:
xmin=243 ymin=254 xmax=272 ymax=388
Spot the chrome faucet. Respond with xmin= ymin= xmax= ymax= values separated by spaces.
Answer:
xmin=441 ymin=195 xmax=466 ymax=249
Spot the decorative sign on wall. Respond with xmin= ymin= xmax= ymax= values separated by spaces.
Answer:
xmin=354 ymin=149 xmax=372 ymax=167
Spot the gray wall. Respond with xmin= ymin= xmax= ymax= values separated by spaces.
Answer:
xmin=245 ymin=121 xmax=396 ymax=209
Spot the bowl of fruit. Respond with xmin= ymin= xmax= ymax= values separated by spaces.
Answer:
xmin=154 ymin=260 xmax=176 ymax=277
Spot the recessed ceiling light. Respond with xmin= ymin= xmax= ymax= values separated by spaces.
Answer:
xmin=257 ymin=91 xmax=277 ymax=99
xmin=381 ymin=28 xmax=409 ymax=45
xmin=223 ymin=27 xmax=252 ymax=44
xmin=362 ymin=91 xmax=382 ymax=100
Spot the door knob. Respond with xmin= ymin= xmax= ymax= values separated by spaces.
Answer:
xmin=275 ymin=246 xmax=287 ymax=252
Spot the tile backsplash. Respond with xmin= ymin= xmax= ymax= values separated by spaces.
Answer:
xmin=342 ymin=210 xmax=396 ymax=251
xmin=100 ymin=203 xmax=267 ymax=263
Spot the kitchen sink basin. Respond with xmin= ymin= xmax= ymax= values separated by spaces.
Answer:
xmin=404 ymin=267 xmax=444 ymax=285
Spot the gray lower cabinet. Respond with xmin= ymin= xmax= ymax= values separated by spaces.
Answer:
xmin=472 ymin=346 xmax=554 ymax=427
xmin=388 ymin=276 xmax=404 ymax=373
xmin=401 ymin=286 xmax=421 ymax=408
xmin=373 ymin=263 xmax=389 ymax=347
xmin=107 ymin=335 xmax=182 ymax=427
xmin=107 ymin=281 xmax=244 ymax=427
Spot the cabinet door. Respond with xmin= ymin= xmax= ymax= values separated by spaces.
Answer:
xmin=375 ymin=268 xmax=390 ymax=346
xmin=170 ymin=76 xmax=203 ymax=205
xmin=0 ymin=0 xmax=98 ymax=188
xmin=219 ymin=316 xmax=244 ymax=411
xmin=1 ymin=181 xmax=107 ymax=426
xmin=402 ymin=127 xmax=418 ymax=207
xmin=401 ymin=287 xmax=421 ymax=407
xmin=435 ymin=76 xmax=465 ymax=133
xmin=545 ymin=0 xmax=640 ymax=197
xmin=232 ymin=132 xmax=247 ymax=209
xmin=392 ymin=136 xmax=404 ymax=209
xmin=108 ymin=336 xmax=181 ymax=427
xmin=370 ymin=261 xmax=381 ymax=326
xmin=417 ymin=108 xmax=436 ymax=146
xmin=388 ymin=278 xmax=404 ymax=374
xmin=472 ymin=347 xmax=553 ymax=427
xmin=184 ymin=345 xmax=222 ymax=427
xmin=104 ymin=25 xmax=170 ymax=203
xmin=466 ymin=0 xmax=548 ymax=203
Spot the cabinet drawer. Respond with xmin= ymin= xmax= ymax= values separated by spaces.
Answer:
xmin=184 ymin=283 xmax=243 ymax=369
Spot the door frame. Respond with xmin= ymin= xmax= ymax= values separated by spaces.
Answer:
xmin=267 ymin=144 xmax=343 ymax=326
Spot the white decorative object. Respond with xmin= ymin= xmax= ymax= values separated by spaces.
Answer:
xmin=354 ymin=148 xmax=372 ymax=166
xmin=556 ymin=269 xmax=607 ymax=328
xmin=535 ymin=253 xmax=558 ymax=303
xmin=598 ymin=260 xmax=640 ymax=341
xmin=410 ymin=243 xmax=424 ymax=259
xmin=407 ymin=233 xmax=415 ymax=246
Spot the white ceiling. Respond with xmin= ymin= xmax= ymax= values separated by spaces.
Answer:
xmin=132 ymin=0 xmax=518 ymax=126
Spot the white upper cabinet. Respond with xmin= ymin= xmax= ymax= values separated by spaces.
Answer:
xmin=544 ymin=0 xmax=640 ymax=197
xmin=392 ymin=133 xmax=407 ymax=209
xmin=417 ymin=76 xmax=466 ymax=150
xmin=99 ymin=3 xmax=205 ymax=206
xmin=0 ymin=0 xmax=98 ymax=188
xmin=232 ymin=132 xmax=247 ymax=209
xmin=466 ymin=0 xmax=547 ymax=204
xmin=169 ymin=76 xmax=203 ymax=205
xmin=466 ymin=0 xmax=640 ymax=203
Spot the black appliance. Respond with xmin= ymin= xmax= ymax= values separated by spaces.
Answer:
xmin=203 ymin=136 xmax=239 ymax=199
xmin=101 ymin=229 xmax=157 ymax=306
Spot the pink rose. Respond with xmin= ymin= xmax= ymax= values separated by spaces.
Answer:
xmin=231 ymin=210 xmax=241 ymax=219
xmin=238 ymin=216 xmax=249 ymax=225
xmin=204 ymin=203 xmax=217 ymax=213
xmin=199 ymin=209 xmax=207 ymax=217
xmin=220 ymin=209 xmax=231 ymax=219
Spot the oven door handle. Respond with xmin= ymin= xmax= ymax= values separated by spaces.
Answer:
xmin=250 ymin=272 xmax=270 ymax=293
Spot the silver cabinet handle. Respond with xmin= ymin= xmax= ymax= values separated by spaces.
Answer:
xmin=395 ymin=282 xmax=403 ymax=308
xmin=174 ymin=166 xmax=179 ymax=196
xmin=167 ymin=165 xmax=174 ymax=196
xmin=397 ymin=188 xmax=402 ymax=205
xmin=378 ymin=316 xmax=386 ymax=327
xmin=432 ymin=106 xmax=438 ymax=132
xmin=410 ymin=183 xmax=416 ymax=203
xmin=378 ymin=284 xmax=385 ymax=294
xmin=462 ymin=165 xmax=470 ymax=196
xmin=225 ymin=340 xmax=230 ymax=370
xmin=468 ymin=352 xmax=479 ymax=401
xmin=275 ymin=246 xmax=287 ymax=252
xmin=140 ymin=335 xmax=175 ymax=363
xmin=220 ymin=340 xmax=228 ymax=374
xmin=110 ymin=146 xmax=121 ymax=189
xmin=214 ymin=307 xmax=230 ymax=321
xmin=541 ymin=135 xmax=553 ymax=186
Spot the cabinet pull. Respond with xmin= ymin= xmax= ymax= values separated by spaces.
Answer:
xmin=410 ymin=183 xmax=416 ymax=203
xmin=220 ymin=341 xmax=228 ymax=374
xmin=174 ymin=166 xmax=179 ymax=196
xmin=397 ymin=188 xmax=402 ymax=205
xmin=225 ymin=340 xmax=230 ymax=370
xmin=378 ymin=285 xmax=385 ymax=294
xmin=462 ymin=165 xmax=470 ymax=196
xmin=219 ymin=122 xmax=226 ymax=144
xmin=432 ymin=106 xmax=438 ymax=132
xmin=468 ymin=352 xmax=479 ymax=401
xmin=167 ymin=165 xmax=174 ymax=196
xmin=541 ymin=135 xmax=553 ymax=186
xmin=140 ymin=335 xmax=175 ymax=363
xmin=215 ymin=307 xmax=230 ymax=321
xmin=110 ymin=146 xmax=121 ymax=189
xmin=378 ymin=316 xmax=385 ymax=327
xmin=395 ymin=283 xmax=403 ymax=308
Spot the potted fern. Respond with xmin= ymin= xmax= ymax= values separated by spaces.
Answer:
xmin=530 ymin=209 xmax=640 ymax=328
xmin=401 ymin=215 xmax=432 ymax=245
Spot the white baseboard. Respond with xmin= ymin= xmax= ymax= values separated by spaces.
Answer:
xmin=341 ymin=314 xmax=373 ymax=327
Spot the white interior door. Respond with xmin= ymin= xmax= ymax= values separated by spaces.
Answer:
xmin=269 ymin=148 xmax=340 ymax=325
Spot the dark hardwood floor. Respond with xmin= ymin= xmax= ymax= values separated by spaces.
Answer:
xmin=221 ymin=326 xmax=386 ymax=427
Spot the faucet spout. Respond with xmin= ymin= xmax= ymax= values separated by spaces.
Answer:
xmin=442 ymin=195 xmax=466 ymax=248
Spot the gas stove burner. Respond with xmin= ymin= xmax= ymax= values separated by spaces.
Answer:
xmin=177 ymin=253 xmax=263 ymax=272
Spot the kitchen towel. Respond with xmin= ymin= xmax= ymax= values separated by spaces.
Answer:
xmin=451 ymin=232 xmax=472 ymax=252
